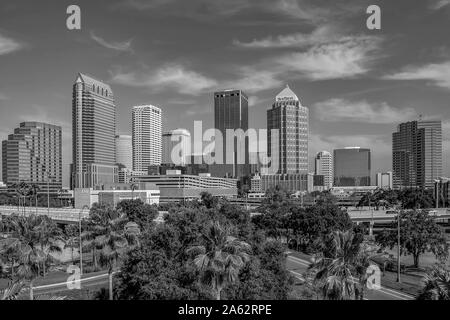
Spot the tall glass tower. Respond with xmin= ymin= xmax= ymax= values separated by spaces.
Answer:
xmin=71 ymin=73 xmax=118 ymax=189
xmin=2 ymin=122 xmax=62 ymax=193
xmin=132 ymin=105 xmax=162 ymax=173
xmin=393 ymin=120 xmax=442 ymax=189
xmin=267 ymin=85 xmax=309 ymax=174
xmin=213 ymin=89 xmax=249 ymax=178
xmin=333 ymin=147 xmax=371 ymax=187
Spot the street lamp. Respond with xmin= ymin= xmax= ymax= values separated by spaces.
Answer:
xmin=78 ymin=205 xmax=90 ymax=275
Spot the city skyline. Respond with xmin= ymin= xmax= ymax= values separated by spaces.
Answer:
xmin=1 ymin=0 xmax=450 ymax=186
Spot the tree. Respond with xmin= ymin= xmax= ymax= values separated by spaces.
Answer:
xmin=310 ymin=230 xmax=371 ymax=300
xmin=376 ymin=210 xmax=448 ymax=268
xmin=187 ymin=222 xmax=251 ymax=300
xmin=64 ymin=224 xmax=79 ymax=263
xmin=116 ymin=199 xmax=158 ymax=231
xmin=200 ymin=192 xmax=219 ymax=209
xmin=417 ymin=264 xmax=450 ymax=300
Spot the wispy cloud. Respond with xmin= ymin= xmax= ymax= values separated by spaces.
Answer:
xmin=429 ymin=0 xmax=450 ymax=10
xmin=276 ymin=35 xmax=382 ymax=80
xmin=223 ymin=68 xmax=283 ymax=94
xmin=233 ymin=25 xmax=338 ymax=49
xmin=383 ymin=61 xmax=450 ymax=89
xmin=0 ymin=33 xmax=24 ymax=56
xmin=314 ymin=99 xmax=417 ymax=124
xmin=110 ymin=64 xmax=217 ymax=95
xmin=90 ymin=31 xmax=133 ymax=53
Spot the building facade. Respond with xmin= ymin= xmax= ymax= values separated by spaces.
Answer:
xmin=132 ymin=105 xmax=162 ymax=174
xmin=162 ymin=129 xmax=191 ymax=166
xmin=213 ymin=89 xmax=249 ymax=178
xmin=333 ymin=147 xmax=371 ymax=187
xmin=315 ymin=151 xmax=333 ymax=190
xmin=71 ymin=73 xmax=117 ymax=189
xmin=267 ymin=85 xmax=309 ymax=175
xmin=376 ymin=171 xmax=393 ymax=190
xmin=392 ymin=120 xmax=442 ymax=189
xmin=115 ymin=135 xmax=132 ymax=169
xmin=261 ymin=174 xmax=309 ymax=193
xmin=2 ymin=122 xmax=62 ymax=193
xmin=132 ymin=172 xmax=238 ymax=203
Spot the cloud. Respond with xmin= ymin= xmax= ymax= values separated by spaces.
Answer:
xmin=429 ymin=0 xmax=450 ymax=10
xmin=383 ymin=61 xmax=450 ymax=89
xmin=223 ymin=68 xmax=284 ymax=94
xmin=90 ymin=31 xmax=133 ymax=53
xmin=233 ymin=25 xmax=338 ymax=49
xmin=314 ymin=99 xmax=417 ymax=124
xmin=276 ymin=35 xmax=382 ymax=80
xmin=0 ymin=33 xmax=24 ymax=56
xmin=111 ymin=64 xmax=217 ymax=95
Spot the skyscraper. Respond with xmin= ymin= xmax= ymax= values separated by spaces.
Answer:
xmin=315 ymin=151 xmax=333 ymax=189
xmin=213 ymin=89 xmax=249 ymax=178
xmin=71 ymin=73 xmax=118 ymax=189
xmin=162 ymin=129 xmax=191 ymax=166
xmin=2 ymin=122 xmax=62 ymax=193
xmin=393 ymin=120 xmax=442 ymax=189
xmin=267 ymin=85 xmax=309 ymax=174
xmin=334 ymin=147 xmax=371 ymax=187
xmin=115 ymin=135 xmax=132 ymax=169
xmin=132 ymin=105 xmax=162 ymax=173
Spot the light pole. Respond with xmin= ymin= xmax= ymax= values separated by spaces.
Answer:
xmin=396 ymin=207 xmax=402 ymax=283
xmin=79 ymin=205 xmax=89 ymax=275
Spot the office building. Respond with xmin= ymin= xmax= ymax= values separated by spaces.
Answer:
xmin=132 ymin=105 xmax=162 ymax=174
xmin=115 ymin=135 xmax=132 ymax=169
xmin=213 ymin=89 xmax=249 ymax=178
xmin=392 ymin=120 xmax=442 ymax=189
xmin=376 ymin=172 xmax=393 ymax=190
xmin=71 ymin=73 xmax=118 ymax=189
xmin=162 ymin=129 xmax=190 ymax=166
xmin=74 ymin=182 xmax=160 ymax=209
xmin=132 ymin=171 xmax=238 ymax=203
xmin=315 ymin=151 xmax=333 ymax=189
xmin=261 ymin=173 xmax=309 ymax=193
xmin=267 ymin=85 xmax=309 ymax=174
xmin=334 ymin=147 xmax=371 ymax=187
xmin=2 ymin=122 xmax=62 ymax=193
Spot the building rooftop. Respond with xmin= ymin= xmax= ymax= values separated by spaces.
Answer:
xmin=275 ymin=85 xmax=299 ymax=102
xmin=76 ymin=73 xmax=112 ymax=92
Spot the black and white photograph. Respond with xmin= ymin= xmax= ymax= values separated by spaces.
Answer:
xmin=1 ymin=0 xmax=450 ymax=311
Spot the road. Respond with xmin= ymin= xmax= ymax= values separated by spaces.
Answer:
xmin=286 ymin=252 xmax=415 ymax=300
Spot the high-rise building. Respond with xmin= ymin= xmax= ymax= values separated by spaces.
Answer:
xmin=393 ymin=120 xmax=442 ymax=189
xmin=334 ymin=147 xmax=371 ymax=187
xmin=162 ymin=129 xmax=190 ymax=166
xmin=132 ymin=105 xmax=162 ymax=173
xmin=267 ymin=85 xmax=309 ymax=174
xmin=71 ymin=73 xmax=118 ymax=189
xmin=115 ymin=135 xmax=132 ymax=169
xmin=212 ymin=89 xmax=249 ymax=178
xmin=2 ymin=122 xmax=62 ymax=193
xmin=315 ymin=151 xmax=333 ymax=189
xmin=376 ymin=172 xmax=393 ymax=190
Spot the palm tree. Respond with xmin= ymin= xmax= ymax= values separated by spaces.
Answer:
xmin=30 ymin=184 xmax=40 ymax=214
xmin=310 ymin=230 xmax=371 ymax=300
xmin=417 ymin=265 xmax=450 ymax=300
xmin=0 ymin=281 xmax=66 ymax=300
xmin=187 ymin=222 xmax=251 ymax=300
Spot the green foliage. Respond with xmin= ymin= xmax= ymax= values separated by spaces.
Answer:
xmin=116 ymin=199 xmax=158 ymax=231
xmin=376 ymin=210 xmax=448 ymax=268
xmin=417 ymin=264 xmax=450 ymax=300
xmin=310 ymin=230 xmax=371 ymax=300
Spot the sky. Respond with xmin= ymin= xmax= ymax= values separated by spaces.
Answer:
xmin=1 ymin=0 xmax=450 ymax=187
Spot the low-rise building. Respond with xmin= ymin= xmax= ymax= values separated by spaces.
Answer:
xmin=74 ymin=182 xmax=160 ymax=209
xmin=132 ymin=171 xmax=238 ymax=203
